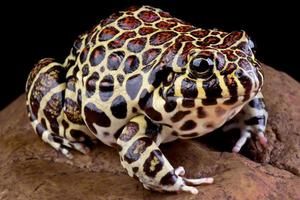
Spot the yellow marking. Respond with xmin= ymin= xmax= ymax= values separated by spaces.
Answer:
xmin=150 ymin=156 xmax=160 ymax=171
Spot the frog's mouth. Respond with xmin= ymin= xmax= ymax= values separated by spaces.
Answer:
xmin=163 ymin=90 xmax=260 ymax=106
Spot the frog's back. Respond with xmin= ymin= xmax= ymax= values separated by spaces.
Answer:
xmin=74 ymin=5 xmax=200 ymax=144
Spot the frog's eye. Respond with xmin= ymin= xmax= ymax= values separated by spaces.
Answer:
xmin=189 ymin=57 xmax=214 ymax=78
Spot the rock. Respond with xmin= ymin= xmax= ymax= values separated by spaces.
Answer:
xmin=0 ymin=64 xmax=299 ymax=200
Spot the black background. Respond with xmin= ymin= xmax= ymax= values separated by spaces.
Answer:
xmin=1 ymin=1 xmax=299 ymax=110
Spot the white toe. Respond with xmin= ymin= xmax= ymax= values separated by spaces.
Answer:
xmin=181 ymin=185 xmax=198 ymax=194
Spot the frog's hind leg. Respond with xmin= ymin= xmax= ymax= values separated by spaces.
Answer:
xmin=26 ymin=58 xmax=93 ymax=158
xmin=117 ymin=115 xmax=213 ymax=194
xmin=222 ymin=92 xmax=268 ymax=152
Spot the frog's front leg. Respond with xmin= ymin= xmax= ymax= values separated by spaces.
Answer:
xmin=117 ymin=115 xmax=213 ymax=194
xmin=222 ymin=92 xmax=268 ymax=152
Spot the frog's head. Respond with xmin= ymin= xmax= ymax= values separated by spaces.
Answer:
xmin=158 ymin=30 xmax=263 ymax=130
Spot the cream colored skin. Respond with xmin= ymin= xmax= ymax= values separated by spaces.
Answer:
xmin=26 ymin=6 xmax=268 ymax=194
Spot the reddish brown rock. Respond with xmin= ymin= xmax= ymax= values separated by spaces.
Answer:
xmin=0 ymin=64 xmax=299 ymax=199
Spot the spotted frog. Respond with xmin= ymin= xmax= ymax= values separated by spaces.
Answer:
xmin=25 ymin=5 xmax=268 ymax=194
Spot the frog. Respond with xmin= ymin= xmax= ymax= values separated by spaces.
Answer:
xmin=25 ymin=5 xmax=268 ymax=194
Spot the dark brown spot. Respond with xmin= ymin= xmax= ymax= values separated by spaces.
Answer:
xmin=89 ymin=46 xmax=106 ymax=66
xmin=64 ymin=98 xmax=84 ymax=124
xmin=132 ymin=107 xmax=138 ymax=113
xmin=171 ymin=111 xmax=191 ymax=122
xmin=144 ymin=93 xmax=163 ymax=121
xmin=86 ymin=72 xmax=99 ymax=98
xmin=80 ymin=47 xmax=89 ymax=64
xmin=62 ymin=119 xmax=69 ymax=129
xmin=150 ymin=31 xmax=177 ymax=46
xmin=138 ymin=10 xmax=160 ymax=22
xmin=164 ymin=98 xmax=177 ymax=112
xmin=117 ymin=16 xmax=141 ymax=30
xmin=236 ymin=69 xmax=252 ymax=101
xmin=127 ymin=37 xmax=147 ymax=53
xmin=155 ymin=21 xmax=176 ymax=30
xmin=181 ymin=78 xmax=198 ymax=98
xmin=182 ymin=42 xmax=196 ymax=53
xmin=174 ymin=25 xmax=195 ymax=32
xmin=132 ymin=167 xmax=139 ymax=173
xmin=145 ymin=117 xmax=161 ymax=141
xmin=66 ymin=76 xmax=76 ymax=92
xmin=84 ymin=103 xmax=111 ymax=131
xmin=223 ymin=75 xmax=238 ymax=105
xmin=110 ymin=95 xmax=127 ymax=119
xmin=138 ymin=27 xmax=158 ymax=35
xmin=202 ymin=98 xmax=218 ymax=106
xmin=103 ymin=132 xmax=110 ymax=136
xmin=215 ymin=106 xmax=226 ymax=116
xmin=176 ymin=35 xmax=194 ymax=43
xmin=138 ymin=89 xmax=151 ymax=110
xmin=99 ymin=75 xmax=114 ymax=101
xmin=124 ymin=137 xmax=152 ymax=164
xmin=98 ymin=26 xmax=119 ymax=41
xmin=100 ymin=66 xmax=105 ymax=72
xmin=182 ymin=99 xmax=195 ymax=108
xmin=216 ymin=52 xmax=226 ymax=71
xmin=222 ymin=50 xmax=238 ymax=61
xmin=197 ymin=107 xmax=206 ymax=118
xmin=202 ymin=74 xmax=222 ymax=99
xmin=248 ymin=98 xmax=265 ymax=110
xmin=70 ymin=129 xmax=87 ymax=140
xmin=171 ymin=131 xmax=179 ymax=136
xmin=191 ymin=30 xmax=209 ymax=38
xmin=119 ymin=122 xmax=139 ymax=142
xmin=126 ymin=74 xmax=143 ymax=100
xmin=160 ymin=171 xmax=177 ymax=185
xmin=123 ymin=55 xmax=140 ymax=74
xmin=142 ymin=48 xmax=161 ymax=65
xmin=107 ymin=51 xmax=125 ymax=70
xmin=117 ymin=74 xmax=124 ymax=85
xmin=158 ymin=11 xmax=172 ymax=18
xmin=245 ymin=116 xmax=265 ymax=126
xmin=180 ymin=120 xmax=197 ymax=130
xmin=197 ymin=36 xmax=220 ymax=46
xmin=82 ymin=64 xmax=89 ymax=77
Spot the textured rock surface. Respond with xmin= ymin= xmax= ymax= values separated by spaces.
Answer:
xmin=0 ymin=64 xmax=299 ymax=200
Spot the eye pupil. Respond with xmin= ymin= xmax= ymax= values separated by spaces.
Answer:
xmin=190 ymin=57 xmax=214 ymax=77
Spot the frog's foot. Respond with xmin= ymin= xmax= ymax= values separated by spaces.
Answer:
xmin=37 ymin=128 xmax=91 ymax=159
xmin=117 ymin=115 xmax=213 ymax=194
xmin=222 ymin=121 xmax=268 ymax=153
xmin=173 ymin=166 xmax=214 ymax=194
xmin=222 ymin=92 xmax=268 ymax=153
xmin=143 ymin=167 xmax=213 ymax=194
